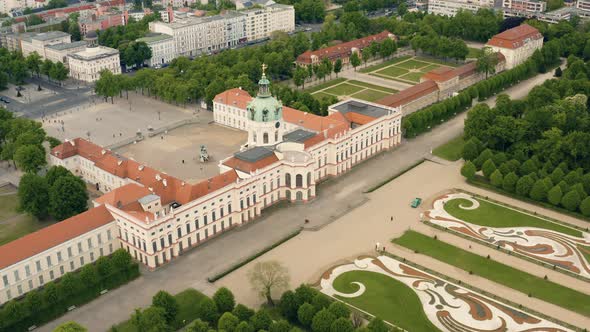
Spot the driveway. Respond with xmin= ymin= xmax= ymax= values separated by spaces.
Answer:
xmin=39 ymin=65 xmax=564 ymax=332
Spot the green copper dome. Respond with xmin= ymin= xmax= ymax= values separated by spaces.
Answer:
xmin=247 ymin=69 xmax=283 ymax=122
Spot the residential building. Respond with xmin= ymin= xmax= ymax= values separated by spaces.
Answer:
xmin=243 ymin=3 xmax=295 ymax=42
xmin=20 ymin=31 xmax=71 ymax=59
xmin=577 ymin=0 xmax=590 ymax=17
xmin=1 ymin=0 xmax=44 ymax=15
xmin=427 ymin=0 xmax=499 ymax=16
xmin=295 ymin=31 xmax=396 ymax=67
xmin=502 ymin=0 xmax=546 ymax=12
xmin=136 ymin=33 xmax=175 ymax=67
xmin=485 ymin=23 xmax=543 ymax=69
xmin=67 ymin=45 xmax=121 ymax=82
xmin=45 ymin=41 xmax=88 ymax=65
xmin=78 ymin=13 xmax=125 ymax=36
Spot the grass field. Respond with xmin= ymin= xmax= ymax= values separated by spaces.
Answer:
xmin=393 ymin=231 xmax=590 ymax=317
xmin=323 ymin=83 xmax=364 ymax=96
xmin=396 ymin=59 xmax=430 ymax=70
xmin=347 ymin=80 xmax=397 ymax=93
xmin=578 ymin=245 xmax=590 ymax=264
xmin=414 ymin=56 xmax=461 ymax=68
xmin=399 ymin=72 xmax=424 ymax=82
xmin=0 ymin=192 xmax=57 ymax=245
xmin=332 ymin=271 xmax=441 ymax=332
xmin=376 ymin=66 xmax=408 ymax=77
xmin=350 ymin=89 xmax=390 ymax=102
xmin=312 ymin=91 xmax=335 ymax=101
xmin=432 ymin=135 xmax=464 ymax=161
xmin=304 ymin=78 xmax=347 ymax=93
xmin=444 ymin=197 xmax=583 ymax=238
xmin=359 ymin=56 xmax=412 ymax=73
xmin=367 ymin=56 xmax=459 ymax=84
xmin=114 ymin=289 xmax=208 ymax=331
xmin=467 ymin=48 xmax=482 ymax=58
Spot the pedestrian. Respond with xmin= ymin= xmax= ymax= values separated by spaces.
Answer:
xmin=390 ymin=216 xmax=393 ymax=222
xmin=382 ymin=246 xmax=385 ymax=252
xmin=182 ymin=159 xmax=185 ymax=164
xmin=161 ymin=136 xmax=164 ymax=140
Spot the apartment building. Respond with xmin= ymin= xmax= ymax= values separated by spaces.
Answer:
xmin=577 ymin=0 xmax=590 ymax=17
xmin=503 ymin=0 xmax=546 ymax=12
xmin=136 ymin=33 xmax=175 ymax=67
xmin=243 ymin=3 xmax=295 ymax=41
xmin=486 ymin=23 xmax=543 ymax=69
xmin=427 ymin=0 xmax=500 ymax=16
xmin=68 ymin=45 xmax=121 ymax=82
xmin=0 ymin=0 xmax=44 ymax=15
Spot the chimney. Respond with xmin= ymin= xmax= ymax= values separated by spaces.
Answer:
xmin=101 ymin=149 xmax=106 ymax=155
xmin=116 ymin=200 xmax=122 ymax=208
xmin=138 ymin=165 xmax=144 ymax=171
xmin=163 ymin=179 xmax=167 ymax=187
xmin=207 ymin=178 xmax=212 ymax=189
xmin=155 ymin=174 xmax=161 ymax=181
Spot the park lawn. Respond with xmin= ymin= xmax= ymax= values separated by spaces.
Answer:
xmin=0 ymin=193 xmax=21 ymax=220
xmin=304 ymin=78 xmax=347 ymax=93
xmin=444 ymin=197 xmax=583 ymax=238
xmin=114 ymin=288 xmax=208 ymax=332
xmin=350 ymin=89 xmax=390 ymax=102
xmin=420 ymin=64 xmax=441 ymax=73
xmin=396 ymin=59 xmax=430 ymax=70
xmin=312 ymin=91 xmax=337 ymax=101
xmin=432 ymin=135 xmax=464 ymax=161
xmin=0 ymin=214 xmax=53 ymax=245
xmin=414 ymin=56 xmax=461 ymax=67
xmin=323 ymin=83 xmax=364 ymax=96
xmin=333 ymin=271 xmax=441 ymax=332
xmin=359 ymin=55 xmax=412 ymax=73
xmin=347 ymin=80 xmax=397 ymax=93
xmin=467 ymin=47 xmax=482 ymax=58
xmin=577 ymin=245 xmax=590 ymax=264
xmin=375 ymin=66 xmax=408 ymax=78
xmin=399 ymin=72 xmax=424 ymax=83
xmin=392 ymin=231 xmax=590 ymax=317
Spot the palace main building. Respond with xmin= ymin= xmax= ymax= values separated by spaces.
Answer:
xmin=0 ymin=70 xmax=401 ymax=304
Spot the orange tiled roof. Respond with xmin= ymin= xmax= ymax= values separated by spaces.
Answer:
xmin=376 ymin=80 xmax=439 ymax=108
xmin=214 ymin=88 xmax=252 ymax=110
xmin=0 ymin=205 xmax=114 ymax=270
xmin=296 ymin=31 xmax=394 ymax=65
xmin=223 ymin=154 xmax=279 ymax=174
xmin=94 ymin=183 xmax=152 ymax=207
xmin=486 ymin=24 xmax=542 ymax=50
xmin=345 ymin=112 xmax=376 ymax=126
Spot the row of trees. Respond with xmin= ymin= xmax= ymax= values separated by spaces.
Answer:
xmin=410 ymin=34 xmax=469 ymax=62
xmin=0 ymin=49 xmax=69 ymax=91
xmin=402 ymin=32 xmax=564 ymax=138
xmin=461 ymin=147 xmax=590 ymax=216
xmin=18 ymin=166 xmax=88 ymax=221
xmin=0 ymin=250 xmax=139 ymax=332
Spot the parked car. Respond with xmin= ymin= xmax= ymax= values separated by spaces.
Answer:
xmin=411 ymin=198 xmax=422 ymax=208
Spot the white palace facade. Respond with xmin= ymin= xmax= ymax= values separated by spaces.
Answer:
xmin=0 ymin=70 xmax=401 ymax=305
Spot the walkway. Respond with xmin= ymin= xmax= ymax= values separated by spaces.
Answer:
xmin=39 ymin=62 xmax=566 ymax=332
xmin=340 ymin=70 xmax=413 ymax=91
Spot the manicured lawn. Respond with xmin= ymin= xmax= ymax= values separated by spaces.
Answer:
xmin=393 ymin=231 xmax=590 ymax=317
xmin=332 ymin=270 xmax=441 ymax=332
xmin=0 ymin=193 xmax=58 ymax=245
xmin=114 ymin=288 xmax=208 ymax=332
xmin=467 ymin=47 xmax=482 ymax=58
xmin=0 ymin=192 xmax=20 ymax=220
xmin=414 ymin=56 xmax=461 ymax=67
xmin=420 ymin=64 xmax=441 ymax=72
xmin=304 ymin=78 xmax=347 ymax=93
xmin=577 ymin=245 xmax=590 ymax=264
xmin=323 ymin=83 xmax=364 ymax=96
xmin=444 ymin=197 xmax=583 ymax=238
xmin=396 ymin=59 xmax=430 ymax=70
xmin=347 ymin=80 xmax=397 ymax=93
xmin=350 ymin=89 xmax=390 ymax=102
xmin=359 ymin=55 xmax=412 ymax=73
xmin=432 ymin=135 xmax=464 ymax=161
xmin=312 ymin=91 xmax=337 ymax=101
xmin=399 ymin=72 xmax=424 ymax=82
xmin=375 ymin=66 xmax=408 ymax=78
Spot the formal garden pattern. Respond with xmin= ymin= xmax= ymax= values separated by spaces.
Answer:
xmin=320 ymin=256 xmax=571 ymax=332
xmin=425 ymin=193 xmax=590 ymax=278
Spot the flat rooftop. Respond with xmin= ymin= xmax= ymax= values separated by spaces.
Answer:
xmin=234 ymin=146 xmax=275 ymax=163
xmin=137 ymin=32 xmax=173 ymax=44
xmin=283 ymin=129 xmax=317 ymax=143
xmin=32 ymin=31 xmax=70 ymax=41
xmin=69 ymin=45 xmax=119 ymax=60
xmin=331 ymin=99 xmax=392 ymax=119
xmin=46 ymin=40 xmax=87 ymax=51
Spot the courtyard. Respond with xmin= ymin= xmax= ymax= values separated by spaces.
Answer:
xmin=42 ymin=94 xmax=196 ymax=147
xmin=360 ymin=56 xmax=460 ymax=84
xmin=114 ymin=121 xmax=247 ymax=184
xmin=309 ymin=79 xmax=398 ymax=102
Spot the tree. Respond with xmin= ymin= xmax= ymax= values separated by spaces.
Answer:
xmin=311 ymin=309 xmax=336 ymax=332
xmin=218 ymin=312 xmax=240 ymax=332
xmin=213 ymin=287 xmax=236 ymax=314
xmin=46 ymin=165 xmax=73 ymax=186
xmin=293 ymin=66 xmax=307 ymax=90
xmin=133 ymin=307 xmax=170 ymax=332
xmin=547 ymin=185 xmax=563 ymax=206
xmin=49 ymin=62 xmax=69 ymax=85
xmin=476 ymin=47 xmax=499 ymax=79
xmin=481 ymin=159 xmax=496 ymax=179
xmin=502 ymin=172 xmax=519 ymax=192
xmin=250 ymin=309 xmax=272 ymax=331
xmin=49 ymin=175 xmax=88 ymax=221
xmin=379 ymin=39 xmax=396 ymax=59
xmin=279 ymin=290 xmax=299 ymax=322
xmin=333 ymin=59 xmax=342 ymax=78
xmin=46 ymin=0 xmax=68 ymax=9
xmin=18 ymin=173 xmax=49 ymax=219
xmin=14 ymin=144 xmax=46 ymax=173
xmin=461 ymin=161 xmax=476 ymax=180
xmin=26 ymin=52 xmax=42 ymax=77
xmin=561 ymin=190 xmax=581 ymax=211
xmin=235 ymin=321 xmax=254 ymax=332
xmin=52 ymin=321 xmax=87 ymax=332
xmin=197 ymin=297 xmax=219 ymax=325
xmin=330 ymin=317 xmax=353 ymax=332
xmin=42 ymin=59 xmax=54 ymax=80
xmin=311 ymin=293 xmax=331 ymax=311
xmin=327 ymin=301 xmax=350 ymax=319
xmin=366 ymin=317 xmax=388 ymax=332
xmin=580 ymin=197 xmax=590 ymax=216
xmin=349 ymin=52 xmax=361 ymax=71
xmin=516 ymin=175 xmax=535 ymax=197
xmin=462 ymin=138 xmax=480 ymax=161
xmin=490 ymin=169 xmax=503 ymax=187
xmin=186 ymin=319 xmax=209 ymax=332
xmin=152 ymin=290 xmax=179 ymax=324
xmin=294 ymin=284 xmax=316 ymax=306
xmin=269 ymin=319 xmax=291 ymax=332
xmin=554 ymin=67 xmax=562 ymax=77
xmin=297 ymin=303 xmax=316 ymax=327
xmin=529 ymin=179 xmax=549 ymax=202
xmin=248 ymin=261 xmax=290 ymax=306
xmin=233 ymin=304 xmax=255 ymax=322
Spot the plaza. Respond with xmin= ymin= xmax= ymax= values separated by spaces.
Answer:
xmin=115 ymin=121 xmax=247 ymax=184
xmin=361 ymin=56 xmax=460 ymax=85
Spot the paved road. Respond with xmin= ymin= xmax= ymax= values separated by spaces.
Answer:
xmin=39 ymin=65 xmax=563 ymax=331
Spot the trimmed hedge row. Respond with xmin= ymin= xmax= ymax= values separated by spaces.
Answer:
xmin=0 ymin=249 xmax=139 ymax=332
